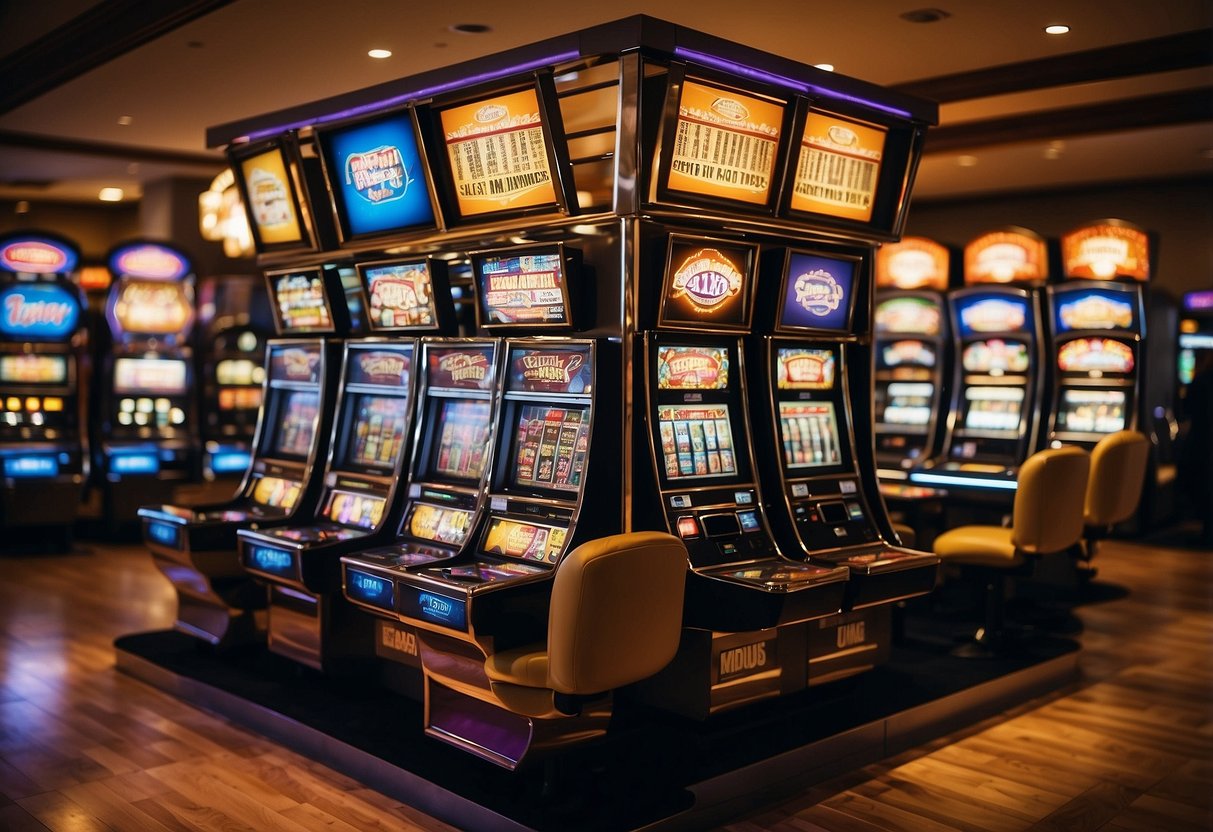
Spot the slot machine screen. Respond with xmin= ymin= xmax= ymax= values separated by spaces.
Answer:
xmin=359 ymin=259 xmax=440 ymax=330
xmin=879 ymin=382 xmax=933 ymax=427
xmin=963 ymin=387 xmax=1024 ymax=433
xmin=218 ymin=387 xmax=263 ymax=411
xmin=235 ymin=142 xmax=307 ymax=250
xmin=1057 ymin=337 xmax=1135 ymax=374
xmin=271 ymin=270 xmax=335 ymax=333
xmin=1057 ymin=389 xmax=1126 ymax=434
xmin=406 ymin=502 xmax=474 ymax=546
xmin=473 ymin=247 xmax=571 ymax=328
xmin=874 ymin=296 xmax=942 ymax=336
xmin=344 ymin=395 xmax=410 ymax=470
xmin=775 ymin=347 xmax=835 ymax=390
xmin=657 ymin=404 xmax=738 ymax=480
xmin=114 ymin=357 xmax=188 ymax=395
xmin=430 ymin=399 xmax=491 ymax=480
xmin=1179 ymin=333 xmax=1213 ymax=384
xmin=1054 ymin=289 xmax=1137 ymax=333
xmin=775 ymin=250 xmax=857 ymax=333
xmin=779 ymin=401 xmax=843 ymax=469
xmin=215 ymin=358 xmax=260 ymax=386
xmin=271 ymin=390 xmax=320 ymax=459
xmin=322 ymin=489 xmax=387 ymax=529
xmin=962 ymin=339 xmax=1030 ymax=375
xmin=481 ymin=517 xmax=566 ymax=564
xmin=511 ymin=404 xmax=589 ymax=493
xmin=250 ymin=475 xmax=301 ymax=510
xmin=878 ymin=339 xmax=937 ymax=372
xmin=0 ymin=354 xmax=67 ymax=385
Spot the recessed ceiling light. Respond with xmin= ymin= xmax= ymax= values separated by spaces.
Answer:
xmin=117 ymin=115 xmax=133 ymax=126
xmin=368 ymin=48 xmax=392 ymax=59
xmin=814 ymin=63 xmax=835 ymax=72
xmin=15 ymin=200 xmax=30 ymax=214
xmin=99 ymin=188 xmax=124 ymax=202
xmin=900 ymin=8 xmax=951 ymax=24
xmin=1044 ymin=24 xmax=1070 ymax=35
xmin=956 ymin=155 xmax=978 ymax=167
xmin=450 ymin=23 xmax=492 ymax=34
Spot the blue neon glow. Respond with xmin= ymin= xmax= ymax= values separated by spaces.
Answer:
xmin=0 ymin=235 xmax=79 ymax=274
xmin=247 ymin=545 xmax=296 ymax=578
xmin=0 ymin=283 xmax=81 ymax=339
xmin=210 ymin=451 xmax=251 ymax=474
xmin=417 ymin=591 xmax=466 ymax=629
xmin=3 ymin=455 xmax=59 ymax=478
xmin=146 ymin=521 xmax=181 ymax=548
xmin=111 ymin=453 xmax=159 ymax=474
xmin=346 ymin=569 xmax=395 ymax=611
xmin=908 ymin=472 xmax=1019 ymax=491
xmin=242 ymin=51 xmax=580 ymax=143
xmin=673 ymin=47 xmax=913 ymax=119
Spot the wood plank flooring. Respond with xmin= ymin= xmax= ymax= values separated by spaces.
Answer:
xmin=1 ymin=530 xmax=1210 ymax=831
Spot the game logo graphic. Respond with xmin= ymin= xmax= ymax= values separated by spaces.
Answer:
xmin=874 ymin=296 xmax=942 ymax=336
xmin=1057 ymin=338 xmax=1134 ymax=374
xmin=108 ymin=242 xmax=191 ymax=281
xmin=789 ymin=112 xmax=886 ymax=223
xmin=660 ymin=238 xmax=753 ymax=330
xmin=954 ymin=294 xmax=1031 ymax=336
xmin=427 ymin=346 xmax=494 ymax=390
xmin=656 ymin=346 xmax=730 ymax=390
xmin=239 ymin=147 xmax=303 ymax=245
xmin=509 ymin=346 xmax=591 ymax=394
xmin=776 ymin=348 xmax=835 ymax=390
xmin=109 ymin=279 xmax=193 ymax=335
xmin=778 ymin=251 xmax=855 ymax=331
xmin=665 ymin=79 xmax=784 ymax=206
xmin=964 ymin=230 xmax=1048 ymax=284
xmin=875 ymin=237 xmax=949 ymax=291
xmin=0 ymin=283 xmax=80 ymax=339
xmin=1055 ymin=291 xmax=1135 ymax=332
xmin=0 ymin=235 xmax=78 ymax=275
xmin=348 ymin=348 xmax=411 ymax=387
xmin=269 ymin=344 xmax=322 ymax=383
xmin=1062 ymin=222 xmax=1149 ymax=282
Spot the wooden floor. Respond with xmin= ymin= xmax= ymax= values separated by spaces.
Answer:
xmin=1 ymin=530 xmax=1210 ymax=832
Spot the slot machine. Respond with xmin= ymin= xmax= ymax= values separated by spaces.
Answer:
xmin=1179 ymin=289 xmax=1213 ymax=405
xmin=750 ymin=246 xmax=939 ymax=685
xmin=94 ymin=240 xmax=199 ymax=527
xmin=871 ymin=237 xmax=953 ymax=493
xmin=910 ymin=229 xmax=1049 ymax=499
xmin=196 ymin=275 xmax=274 ymax=481
xmin=633 ymin=234 xmax=850 ymax=717
xmin=0 ymin=231 xmax=88 ymax=542
xmin=1044 ymin=220 xmax=1150 ymax=449
xmin=138 ymin=263 xmax=348 ymax=647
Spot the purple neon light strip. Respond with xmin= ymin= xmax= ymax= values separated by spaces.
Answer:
xmin=673 ymin=47 xmax=913 ymax=120
xmin=242 ymin=50 xmax=581 ymax=142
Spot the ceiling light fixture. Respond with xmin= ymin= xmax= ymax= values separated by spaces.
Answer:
xmin=814 ymin=63 xmax=835 ymax=72
xmin=99 ymin=188 xmax=124 ymax=202
xmin=117 ymin=115 xmax=133 ymax=126
xmin=368 ymin=48 xmax=392 ymax=59
xmin=450 ymin=23 xmax=492 ymax=34
xmin=956 ymin=155 xmax=978 ymax=167
xmin=1044 ymin=24 xmax=1070 ymax=35
xmin=900 ymin=8 xmax=951 ymax=24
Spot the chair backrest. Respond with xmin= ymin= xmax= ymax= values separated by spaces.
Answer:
xmin=1085 ymin=430 xmax=1151 ymax=529
xmin=546 ymin=531 xmax=688 ymax=695
xmin=1011 ymin=446 xmax=1091 ymax=555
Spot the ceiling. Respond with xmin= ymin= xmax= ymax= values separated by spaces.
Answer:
xmin=1 ymin=0 xmax=1210 ymax=208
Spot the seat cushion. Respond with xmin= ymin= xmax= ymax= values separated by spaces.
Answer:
xmin=484 ymin=646 xmax=549 ymax=688
xmin=933 ymin=525 xmax=1024 ymax=568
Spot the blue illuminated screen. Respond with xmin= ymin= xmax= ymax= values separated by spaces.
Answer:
xmin=346 ymin=569 xmax=394 ymax=611
xmin=146 ymin=521 xmax=181 ymax=548
xmin=3 ymin=455 xmax=59 ymax=478
xmin=246 ymin=545 xmax=295 ymax=579
xmin=779 ymin=252 xmax=855 ymax=332
xmin=0 ymin=283 xmax=81 ymax=340
xmin=210 ymin=451 xmax=252 ymax=474
xmin=111 ymin=453 xmax=159 ymax=474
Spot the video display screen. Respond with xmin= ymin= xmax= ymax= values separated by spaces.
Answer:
xmin=788 ymin=111 xmax=886 ymax=223
xmin=660 ymin=239 xmax=753 ymax=331
xmin=879 ymin=339 xmax=937 ymax=370
xmin=114 ymin=357 xmax=188 ymax=395
xmin=1054 ymin=289 xmax=1137 ymax=333
xmin=778 ymin=251 xmax=856 ymax=332
xmin=775 ymin=348 xmax=835 ymax=390
xmin=431 ymin=399 xmax=491 ymax=480
xmin=218 ymin=387 xmax=262 ymax=411
xmin=0 ymin=354 xmax=67 ymax=385
xmin=319 ymin=110 xmax=436 ymax=238
xmin=238 ymin=145 xmax=304 ymax=247
xmin=878 ymin=382 xmax=934 ymax=427
xmin=360 ymin=259 xmax=439 ymax=329
xmin=779 ymin=401 xmax=842 ymax=469
xmin=482 ymin=517 xmax=566 ymax=564
xmin=272 ymin=270 xmax=333 ymax=332
xmin=954 ymin=294 xmax=1031 ymax=336
xmin=657 ymin=404 xmax=737 ymax=480
xmin=963 ymin=386 xmax=1024 ymax=433
xmin=346 ymin=395 xmax=410 ymax=469
xmin=250 ymin=475 xmax=301 ymax=510
xmin=1057 ymin=389 xmax=1126 ymax=434
xmin=323 ymin=489 xmax=387 ymax=529
xmin=874 ymin=296 xmax=942 ymax=335
xmin=474 ymin=248 xmax=570 ymax=327
xmin=272 ymin=390 xmax=320 ymax=458
xmin=656 ymin=345 xmax=729 ymax=390
xmin=962 ymin=339 xmax=1030 ymax=375
xmin=215 ymin=358 xmax=262 ymax=386
xmin=1057 ymin=338 xmax=1135 ymax=374
xmin=407 ymin=503 xmax=474 ymax=546
xmin=512 ymin=405 xmax=589 ymax=493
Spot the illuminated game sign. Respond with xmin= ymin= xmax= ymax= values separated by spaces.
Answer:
xmin=239 ymin=145 xmax=305 ymax=246
xmin=271 ymin=269 xmax=334 ymax=333
xmin=0 ymin=354 xmax=68 ymax=384
xmin=269 ymin=344 xmax=322 ymax=384
xmin=788 ymin=111 xmax=886 ymax=223
xmin=482 ymin=517 xmax=567 ymax=563
xmin=408 ymin=503 xmax=473 ymax=545
xmin=962 ymin=339 xmax=1031 ymax=374
xmin=439 ymin=87 xmax=559 ymax=218
xmin=427 ymin=346 xmax=494 ymax=390
xmin=0 ymin=283 xmax=80 ymax=340
xmin=509 ymin=344 xmax=591 ymax=394
xmin=777 ymin=250 xmax=856 ymax=332
xmin=473 ymin=246 xmax=572 ymax=328
xmin=359 ymin=259 xmax=441 ymax=330
xmin=348 ymin=348 xmax=411 ymax=387
xmin=775 ymin=348 xmax=836 ymax=390
xmin=0 ymin=234 xmax=78 ymax=275
xmin=874 ymin=296 xmax=941 ymax=336
xmin=346 ymin=569 xmax=394 ymax=612
xmin=953 ymin=293 xmax=1032 ymax=336
xmin=324 ymin=490 xmax=386 ymax=529
xmin=656 ymin=346 xmax=730 ymax=390
xmin=659 ymin=237 xmax=754 ymax=331
xmin=107 ymin=279 xmax=193 ymax=336
xmin=108 ymin=242 xmax=191 ymax=281
xmin=964 ymin=230 xmax=1048 ymax=284
xmin=663 ymin=78 xmax=784 ymax=207
xmin=246 ymin=545 xmax=296 ymax=579
xmin=1062 ymin=221 xmax=1149 ymax=282
xmin=1055 ymin=289 xmax=1136 ymax=332
xmin=875 ymin=237 xmax=950 ymax=291
xmin=251 ymin=475 xmax=301 ymax=510
xmin=1057 ymin=338 xmax=1135 ymax=374
xmin=1183 ymin=290 xmax=1213 ymax=312
xmin=881 ymin=340 xmax=936 ymax=369
xmin=319 ymin=110 xmax=436 ymax=239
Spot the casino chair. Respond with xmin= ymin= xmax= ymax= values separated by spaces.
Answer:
xmin=482 ymin=531 xmax=688 ymax=721
xmin=933 ymin=446 xmax=1090 ymax=657
xmin=1080 ymin=429 xmax=1151 ymax=570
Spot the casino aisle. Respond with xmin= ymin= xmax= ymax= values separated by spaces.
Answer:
xmin=1 ymin=529 xmax=1208 ymax=830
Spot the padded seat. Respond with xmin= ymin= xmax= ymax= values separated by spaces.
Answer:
xmin=484 ymin=531 xmax=688 ymax=719
xmin=1083 ymin=430 xmax=1150 ymax=552
xmin=934 ymin=446 xmax=1090 ymax=656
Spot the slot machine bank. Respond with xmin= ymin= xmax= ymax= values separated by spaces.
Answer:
xmin=0 ymin=231 xmax=88 ymax=543
xmin=169 ymin=16 xmax=938 ymax=771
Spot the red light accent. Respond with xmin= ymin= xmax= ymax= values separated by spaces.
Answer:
xmin=676 ymin=516 xmax=700 ymax=539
